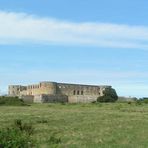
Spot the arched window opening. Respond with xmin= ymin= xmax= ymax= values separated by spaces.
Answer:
xmin=81 ymin=91 xmax=83 ymax=95
xmin=77 ymin=90 xmax=79 ymax=95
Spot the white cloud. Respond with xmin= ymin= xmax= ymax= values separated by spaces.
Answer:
xmin=0 ymin=11 xmax=148 ymax=48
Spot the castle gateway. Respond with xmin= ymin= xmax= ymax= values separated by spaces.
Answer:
xmin=8 ymin=81 xmax=112 ymax=103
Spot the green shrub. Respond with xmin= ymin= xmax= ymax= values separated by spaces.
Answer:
xmin=98 ymin=96 xmax=115 ymax=103
xmin=136 ymin=100 xmax=142 ymax=105
xmin=0 ymin=96 xmax=27 ymax=106
xmin=0 ymin=119 xmax=34 ymax=148
xmin=134 ymin=98 xmax=148 ymax=105
xmin=48 ymin=133 xmax=61 ymax=147
xmin=97 ymin=88 xmax=118 ymax=103
xmin=61 ymin=102 xmax=66 ymax=105
xmin=14 ymin=119 xmax=34 ymax=136
xmin=91 ymin=101 xmax=97 ymax=104
xmin=0 ymin=128 xmax=32 ymax=148
xmin=127 ymin=101 xmax=132 ymax=105
xmin=142 ymin=98 xmax=148 ymax=104
xmin=36 ymin=119 xmax=48 ymax=124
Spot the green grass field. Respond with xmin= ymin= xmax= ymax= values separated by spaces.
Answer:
xmin=0 ymin=103 xmax=148 ymax=148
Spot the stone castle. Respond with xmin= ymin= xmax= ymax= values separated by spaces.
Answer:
xmin=8 ymin=81 xmax=112 ymax=103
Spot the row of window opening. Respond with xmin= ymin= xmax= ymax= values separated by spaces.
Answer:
xmin=28 ymin=85 xmax=40 ymax=89
xmin=73 ymin=90 xmax=83 ymax=95
xmin=59 ymin=85 xmax=100 ymax=90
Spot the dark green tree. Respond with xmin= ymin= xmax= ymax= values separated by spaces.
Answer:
xmin=97 ymin=88 xmax=118 ymax=102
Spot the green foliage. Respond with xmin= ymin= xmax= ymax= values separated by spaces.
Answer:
xmin=97 ymin=88 xmax=118 ymax=102
xmin=48 ymin=133 xmax=61 ymax=147
xmin=14 ymin=119 xmax=34 ymax=136
xmin=143 ymin=99 xmax=148 ymax=104
xmin=36 ymin=119 xmax=48 ymax=124
xmin=127 ymin=101 xmax=132 ymax=105
xmin=0 ymin=96 xmax=27 ymax=106
xmin=0 ymin=119 xmax=34 ymax=148
xmin=0 ymin=128 xmax=30 ymax=148
xmin=135 ymin=100 xmax=142 ymax=105
xmin=140 ymin=98 xmax=148 ymax=104
xmin=134 ymin=98 xmax=148 ymax=105
xmin=91 ymin=101 xmax=97 ymax=104
xmin=48 ymin=135 xmax=61 ymax=144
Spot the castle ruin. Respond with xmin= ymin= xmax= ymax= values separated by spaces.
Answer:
xmin=8 ymin=81 xmax=112 ymax=103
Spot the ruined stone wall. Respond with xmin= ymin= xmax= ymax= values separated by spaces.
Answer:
xmin=20 ymin=95 xmax=34 ymax=103
xmin=57 ymin=83 xmax=101 ymax=95
xmin=34 ymin=94 xmax=68 ymax=103
xmin=56 ymin=83 xmax=111 ymax=103
xmin=8 ymin=81 xmax=112 ymax=103
xmin=68 ymin=95 xmax=99 ymax=103
xmin=25 ymin=82 xmax=57 ymax=96
xmin=8 ymin=85 xmax=27 ymax=96
xmin=12 ymin=82 xmax=57 ymax=97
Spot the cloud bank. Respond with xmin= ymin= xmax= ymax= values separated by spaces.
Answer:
xmin=0 ymin=11 xmax=148 ymax=48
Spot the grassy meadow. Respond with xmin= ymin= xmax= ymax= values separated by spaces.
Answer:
xmin=0 ymin=102 xmax=148 ymax=147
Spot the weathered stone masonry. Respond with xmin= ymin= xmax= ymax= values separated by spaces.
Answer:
xmin=8 ymin=81 xmax=112 ymax=103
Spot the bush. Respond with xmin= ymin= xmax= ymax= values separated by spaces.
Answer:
xmin=136 ymin=98 xmax=148 ymax=104
xmin=91 ymin=101 xmax=97 ymax=104
xmin=0 ymin=96 xmax=27 ymax=106
xmin=36 ymin=119 xmax=48 ymax=124
xmin=14 ymin=119 xmax=34 ymax=136
xmin=98 ymin=96 xmax=116 ymax=103
xmin=141 ymin=98 xmax=148 ymax=104
xmin=143 ymin=99 xmax=148 ymax=104
xmin=0 ymin=128 xmax=31 ymax=148
xmin=127 ymin=101 xmax=132 ymax=105
xmin=97 ymin=88 xmax=118 ymax=103
xmin=48 ymin=133 xmax=61 ymax=146
xmin=136 ymin=100 xmax=142 ymax=105
xmin=0 ymin=119 xmax=34 ymax=148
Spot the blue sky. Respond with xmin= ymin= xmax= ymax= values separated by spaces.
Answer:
xmin=0 ymin=0 xmax=148 ymax=97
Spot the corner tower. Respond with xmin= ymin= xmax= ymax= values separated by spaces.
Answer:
xmin=39 ymin=81 xmax=57 ymax=95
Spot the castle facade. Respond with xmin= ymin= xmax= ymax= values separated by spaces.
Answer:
xmin=8 ymin=81 xmax=112 ymax=103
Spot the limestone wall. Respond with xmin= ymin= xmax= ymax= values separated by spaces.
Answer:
xmin=10 ymin=82 xmax=57 ymax=96
xmin=25 ymin=82 xmax=57 ymax=96
xmin=8 ymin=85 xmax=27 ymax=96
xmin=34 ymin=94 xmax=68 ymax=103
xmin=20 ymin=95 xmax=34 ymax=103
xmin=8 ymin=81 xmax=112 ymax=103
xmin=68 ymin=95 xmax=99 ymax=103
xmin=57 ymin=83 xmax=107 ymax=96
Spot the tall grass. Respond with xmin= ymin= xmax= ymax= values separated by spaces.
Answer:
xmin=0 ymin=119 xmax=34 ymax=148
